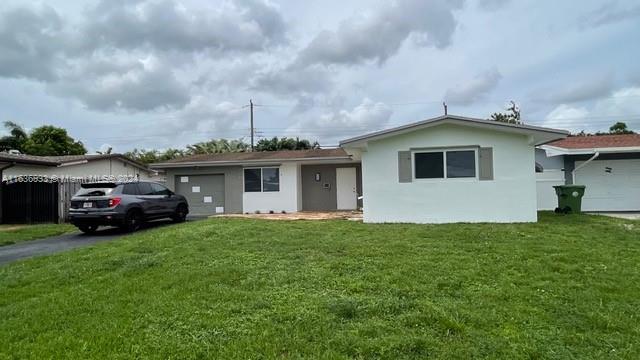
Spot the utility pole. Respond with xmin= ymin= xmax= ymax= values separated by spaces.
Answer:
xmin=249 ymin=99 xmax=254 ymax=151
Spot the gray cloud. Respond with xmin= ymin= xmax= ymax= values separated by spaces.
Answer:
xmin=444 ymin=68 xmax=502 ymax=105
xmin=140 ymin=97 xmax=247 ymax=143
xmin=296 ymin=0 xmax=464 ymax=67
xmin=530 ymin=73 xmax=613 ymax=104
xmin=477 ymin=0 xmax=510 ymax=11
xmin=579 ymin=2 xmax=640 ymax=29
xmin=287 ymin=98 xmax=392 ymax=144
xmin=0 ymin=5 xmax=66 ymax=81
xmin=82 ymin=0 xmax=287 ymax=54
xmin=49 ymin=57 xmax=190 ymax=111
xmin=250 ymin=65 xmax=333 ymax=96
xmin=0 ymin=0 xmax=287 ymax=112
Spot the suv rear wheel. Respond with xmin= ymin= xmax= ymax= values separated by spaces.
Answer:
xmin=77 ymin=224 xmax=98 ymax=234
xmin=122 ymin=209 xmax=143 ymax=232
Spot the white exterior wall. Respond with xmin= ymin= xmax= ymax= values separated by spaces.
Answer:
xmin=242 ymin=162 xmax=301 ymax=213
xmin=360 ymin=124 xmax=538 ymax=223
xmin=4 ymin=158 xmax=151 ymax=180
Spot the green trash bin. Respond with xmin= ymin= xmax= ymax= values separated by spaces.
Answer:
xmin=553 ymin=185 xmax=586 ymax=214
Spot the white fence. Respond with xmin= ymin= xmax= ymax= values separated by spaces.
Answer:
xmin=536 ymin=170 xmax=565 ymax=210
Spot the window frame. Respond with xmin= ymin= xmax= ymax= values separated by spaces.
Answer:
xmin=412 ymin=147 xmax=479 ymax=181
xmin=243 ymin=167 xmax=281 ymax=193
xmin=151 ymin=183 xmax=172 ymax=196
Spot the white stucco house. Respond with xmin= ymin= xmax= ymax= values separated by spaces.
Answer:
xmin=152 ymin=115 xmax=568 ymax=223
xmin=340 ymin=115 xmax=568 ymax=223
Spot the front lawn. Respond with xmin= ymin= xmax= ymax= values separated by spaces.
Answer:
xmin=0 ymin=223 xmax=76 ymax=246
xmin=1 ymin=213 xmax=639 ymax=358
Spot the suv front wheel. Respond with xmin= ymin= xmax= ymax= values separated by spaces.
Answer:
xmin=172 ymin=204 xmax=188 ymax=223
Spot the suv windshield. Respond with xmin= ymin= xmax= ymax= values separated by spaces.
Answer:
xmin=75 ymin=188 xmax=115 ymax=197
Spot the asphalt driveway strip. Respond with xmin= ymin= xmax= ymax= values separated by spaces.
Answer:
xmin=0 ymin=217 xmax=205 ymax=266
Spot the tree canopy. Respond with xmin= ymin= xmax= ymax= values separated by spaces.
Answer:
xmin=187 ymin=139 xmax=249 ymax=155
xmin=573 ymin=122 xmax=637 ymax=136
xmin=255 ymin=137 xmax=320 ymax=152
xmin=489 ymin=101 xmax=521 ymax=124
xmin=0 ymin=122 xmax=86 ymax=155
xmin=608 ymin=122 xmax=635 ymax=135
xmin=0 ymin=121 xmax=29 ymax=153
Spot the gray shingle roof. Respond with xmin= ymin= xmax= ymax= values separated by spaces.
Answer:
xmin=0 ymin=153 xmax=149 ymax=169
xmin=152 ymin=148 xmax=351 ymax=167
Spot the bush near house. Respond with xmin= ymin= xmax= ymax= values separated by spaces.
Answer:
xmin=1 ymin=213 xmax=639 ymax=358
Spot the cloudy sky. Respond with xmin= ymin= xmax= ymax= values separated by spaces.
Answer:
xmin=0 ymin=0 xmax=639 ymax=153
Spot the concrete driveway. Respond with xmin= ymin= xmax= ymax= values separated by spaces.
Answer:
xmin=0 ymin=218 xmax=202 ymax=266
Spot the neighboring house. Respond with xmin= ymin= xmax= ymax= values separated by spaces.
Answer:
xmin=153 ymin=115 xmax=568 ymax=223
xmin=151 ymin=149 xmax=361 ymax=216
xmin=0 ymin=153 xmax=154 ymax=223
xmin=0 ymin=154 xmax=58 ymax=223
xmin=537 ymin=134 xmax=640 ymax=211
xmin=1 ymin=153 xmax=153 ymax=180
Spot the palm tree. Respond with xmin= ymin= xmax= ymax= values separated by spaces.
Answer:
xmin=187 ymin=139 xmax=249 ymax=155
xmin=0 ymin=121 xmax=28 ymax=152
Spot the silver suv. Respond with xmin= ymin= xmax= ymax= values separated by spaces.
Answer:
xmin=68 ymin=181 xmax=189 ymax=234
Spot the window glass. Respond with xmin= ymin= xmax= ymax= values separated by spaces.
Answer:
xmin=137 ymin=182 xmax=154 ymax=195
xmin=151 ymin=183 xmax=171 ymax=195
xmin=414 ymin=152 xmax=444 ymax=179
xmin=262 ymin=168 xmax=280 ymax=192
xmin=244 ymin=169 xmax=262 ymax=192
xmin=121 ymin=183 xmax=140 ymax=195
xmin=75 ymin=188 xmax=114 ymax=197
xmin=446 ymin=151 xmax=476 ymax=178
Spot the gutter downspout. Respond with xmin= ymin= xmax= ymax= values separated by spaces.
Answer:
xmin=571 ymin=151 xmax=599 ymax=184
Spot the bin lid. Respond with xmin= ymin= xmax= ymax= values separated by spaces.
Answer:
xmin=553 ymin=185 xmax=586 ymax=189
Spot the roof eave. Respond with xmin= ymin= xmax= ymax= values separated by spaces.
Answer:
xmin=150 ymin=156 xmax=354 ymax=169
xmin=539 ymin=144 xmax=640 ymax=156
xmin=340 ymin=116 xmax=568 ymax=148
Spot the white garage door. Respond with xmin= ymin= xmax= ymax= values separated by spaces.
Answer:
xmin=574 ymin=159 xmax=640 ymax=211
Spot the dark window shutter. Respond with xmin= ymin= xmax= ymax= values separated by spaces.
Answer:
xmin=479 ymin=147 xmax=494 ymax=180
xmin=398 ymin=151 xmax=412 ymax=183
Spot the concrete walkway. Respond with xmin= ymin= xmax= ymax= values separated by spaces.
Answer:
xmin=0 ymin=218 xmax=199 ymax=266
xmin=222 ymin=211 xmax=363 ymax=221
xmin=591 ymin=212 xmax=640 ymax=220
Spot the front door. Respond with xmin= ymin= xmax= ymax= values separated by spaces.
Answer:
xmin=336 ymin=167 xmax=357 ymax=210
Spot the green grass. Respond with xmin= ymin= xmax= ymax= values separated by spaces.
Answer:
xmin=1 ymin=213 xmax=639 ymax=359
xmin=0 ymin=223 xmax=76 ymax=246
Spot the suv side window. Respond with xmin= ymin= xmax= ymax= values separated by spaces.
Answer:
xmin=151 ymin=183 xmax=172 ymax=196
xmin=137 ymin=182 xmax=154 ymax=195
xmin=121 ymin=183 xmax=140 ymax=195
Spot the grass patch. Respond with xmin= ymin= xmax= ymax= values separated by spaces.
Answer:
xmin=0 ymin=213 xmax=639 ymax=358
xmin=0 ymin=223 xmax=76 ymax=246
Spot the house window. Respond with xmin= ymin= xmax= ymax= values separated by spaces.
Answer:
xmin=244 ymin=167 xmax=280 ymax=192
xmin=415 ymin=152 xmax=444 ymax=178
xmin=446 ymin=150 xmax=476 ymax=178
xmin=414 ymin=149 xmax=476 ymax=179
